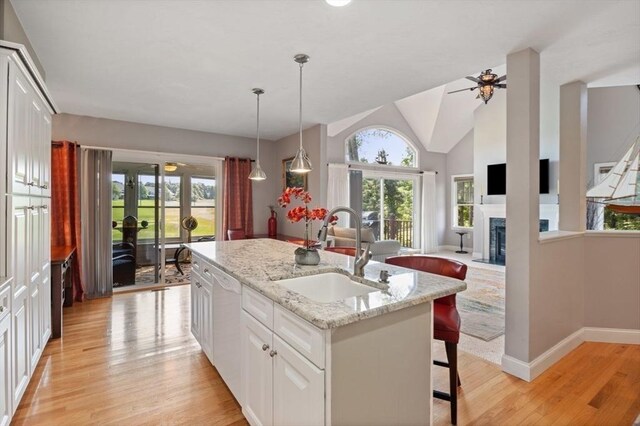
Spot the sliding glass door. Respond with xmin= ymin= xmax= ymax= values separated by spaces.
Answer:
xmin=361 ymin=172 xmax=420 ymax=248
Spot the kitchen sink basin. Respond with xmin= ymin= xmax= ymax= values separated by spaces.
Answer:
xmin=276 ymin=272 xmax=378 ymax=303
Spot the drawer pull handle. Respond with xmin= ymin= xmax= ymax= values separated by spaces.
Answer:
xmin=27 ymin=182 xmax=35 ymax=186
xmin=269 ymin=350 xmax=278 ymax=358
xmin=204 ymin=268 xmax=209 ymax=273
xmin=27 ymin=205 xmax=35 ymax=210
xmin=0 ymin=306 xmax=4 ymax=313
xmin=262 ymin=344 xmax=269 ymax=351
xmin=41 ymin=184 xmax=48 ymax=189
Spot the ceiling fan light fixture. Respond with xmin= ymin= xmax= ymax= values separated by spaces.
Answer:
xmin=164 ymin=162 xmax=178 ymax=172
xmin=249 ymin=88 xmax=267 ymax=181
xmin=325 ymin=0 xmax=351 ymax=6
xmin=479 ymin=85 xmax=494 ymax=104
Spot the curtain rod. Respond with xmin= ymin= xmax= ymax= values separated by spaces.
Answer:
xmin=328 ymin=163 xmax=435 ymax=174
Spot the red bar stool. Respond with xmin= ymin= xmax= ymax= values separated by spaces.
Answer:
xmin=385 ymin=255 xmax=467 ymax=425
xmin=227 ymin=228 xmax=246 ymax=240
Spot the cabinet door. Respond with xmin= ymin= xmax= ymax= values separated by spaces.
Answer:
xmin=0 ymin=314 xmax=12 ymax=426
xmin=11 ymin=290 xmax=28 ymax=410
xmin=39 ymin=201 xmax=51 ymax=343
xmin=273 ymin=335 xmax=324 ymax=426
xmin=8 ymin=61 xmax=32 ymax=195
xmin=190 ymin=274 xmax=201 ymax=341
xmin=28 ymin=200 xmax=42 ymax=370
xmin=39 ymin=109 xmax=52 ymax=198
xmin=27 ymin=97 xmax=43 ymax=197
xmin=241 ymin=311 xmax=273 ymax=426
xmin=199 ymin=280 xmax=213 ymax=363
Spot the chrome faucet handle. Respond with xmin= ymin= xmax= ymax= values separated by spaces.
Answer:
xmin=379 ymin=270 xmax=390 ymax=283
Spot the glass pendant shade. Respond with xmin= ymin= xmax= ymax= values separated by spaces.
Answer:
xmin=249 ymin=88 xmax=267 ymax=181
xmin=291 ymin=54 xmax=312 ymax=174
xmin=290 ymin=147 xmax=312 ymax=173
xmin=479 ymin=85 xmax=494 ymax=104
xmin=249 ymin=162 xmax=267 ymax=180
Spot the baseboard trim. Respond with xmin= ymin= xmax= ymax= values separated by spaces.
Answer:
xmin=583 ymin=327 xmax=640 ymax=344
xmin=501 ymin=327 xmax=639 ymax=382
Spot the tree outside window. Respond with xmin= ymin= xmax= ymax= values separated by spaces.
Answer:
xmin=191 ymin=176 xmax=216 ymax=238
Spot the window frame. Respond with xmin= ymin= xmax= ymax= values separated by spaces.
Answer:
xmin=451 ymin=174 xmax=474 ymax=230
xmin=190 ymin=175 xmax=216 ymax=239
xmin=344 ymin=126 xmax=420 ymax=170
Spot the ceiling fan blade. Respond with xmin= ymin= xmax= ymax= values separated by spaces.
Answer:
xmin=465 ymin=76 xmax=481 ymax=83
xmin=447 ymin=87 xmax=476 ymax=94
xmin=495 ymin=83 xmax=507 ymax=89
xmin=496 ymin=75 xmax=507 ymax=83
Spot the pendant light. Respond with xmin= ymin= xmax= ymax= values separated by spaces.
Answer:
xmin=290 ymin=54 xmax=312 ymax=174
xmin=248 ymin=88 xmax=267 ymax=181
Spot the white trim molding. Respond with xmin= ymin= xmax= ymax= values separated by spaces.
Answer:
xmin=501 ymin=327 xmax=640 ymax=382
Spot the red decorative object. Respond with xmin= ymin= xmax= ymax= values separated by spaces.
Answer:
xmin=277 ymin=187 xmax=337 ymax=249
xmin=268 ymin=206 xmax=278 ymax=238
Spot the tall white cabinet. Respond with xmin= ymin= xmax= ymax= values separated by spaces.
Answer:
xmin=0 ymin=42 xmax=56 ymax=425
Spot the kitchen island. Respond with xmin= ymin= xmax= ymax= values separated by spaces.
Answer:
xmin=187 ymin=238 xmax=466 ymax=426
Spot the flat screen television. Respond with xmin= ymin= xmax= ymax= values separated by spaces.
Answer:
xmin=487 ymin=159 xmax=549 ymax=195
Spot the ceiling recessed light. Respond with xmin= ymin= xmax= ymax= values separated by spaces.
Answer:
xmin=325 ymin=0 xmax=351 ymax=7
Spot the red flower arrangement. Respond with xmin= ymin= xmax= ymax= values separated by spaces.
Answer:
xmin=278 ymin=187 xmax=338 ymax=249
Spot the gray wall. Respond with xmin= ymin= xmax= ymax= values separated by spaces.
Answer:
xmin=587 ymin=85 xmax=640 ymax=183
xmin=269 ymin=124 xmax=325 ymax=238
xmin=0 ymin=0 xmax=45 ymax=79
xmin=327 ymin=103 xmax=447 ymax=246
xmin=52 ymin=113 xmax=278 ymax=234
xmin=444 ymin=129 xmax=473 ymax=248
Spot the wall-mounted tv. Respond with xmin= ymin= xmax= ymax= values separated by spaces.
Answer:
xmin=487 ymin=159 xmax=549 ymax=195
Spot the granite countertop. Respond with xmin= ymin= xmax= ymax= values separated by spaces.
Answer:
xmin=186 ymin=239 xmax=466 ymax=330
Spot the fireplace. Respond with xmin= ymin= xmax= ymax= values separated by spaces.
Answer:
xmin=489 ymin=218 xmax=549 ymax=265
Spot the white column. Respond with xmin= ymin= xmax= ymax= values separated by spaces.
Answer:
xmin=503 ymin=48 xmax=540 ymax=367
xmin=559 ymin=81 xmax=587 ymax=232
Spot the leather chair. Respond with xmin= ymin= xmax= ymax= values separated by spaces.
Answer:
xmin=385 ymin=255 xmax=467 ymax=425
xmin=324 ymin=246 xmax=357 ymax=256
xmin=113 ymin=242 xmax=136 ymax=287
xmin=227 ymin=229 xmax=246 ymax=240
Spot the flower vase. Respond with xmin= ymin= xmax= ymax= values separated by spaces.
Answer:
xmin=294 ymin=221 xmax=320 ymax=266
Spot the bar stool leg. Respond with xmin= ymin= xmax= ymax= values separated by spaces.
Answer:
xmin=445 ymin=341 xmax=458 ymax=425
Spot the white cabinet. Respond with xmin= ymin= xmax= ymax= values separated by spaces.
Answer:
xmin=190 ymin=268 xmax=213 ymax=362
xmin=0 ymin=282 xmax=12 ymax=426
xmin=241 ymin=311 xmax=325 ymax=426
xmin=1 ymin=46 xmax=55 ymax=424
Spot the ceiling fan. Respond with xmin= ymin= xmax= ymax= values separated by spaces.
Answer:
xmin=447 ymin=69 xmax=507 ymax=104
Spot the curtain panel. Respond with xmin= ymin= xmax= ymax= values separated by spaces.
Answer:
xmin=326 ymin=163 xmax=350 ymax=226
xmin=51 ymin=141 xmax=84 ymax=301
xmin=222 ymin=157 xmax=254 ymax=240
xmin=421 ymin=171 xmax=439 ymax=253
xmin=80 ymin=148 xmax=113 ymax=298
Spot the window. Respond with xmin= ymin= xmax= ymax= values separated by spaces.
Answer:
xmin=137 ymin=174 xmax=158 ymax=240
xmin=191 ymin=176 xmax=216 ymax=238
xmin=112 ymin=173 xmax=125 ymax=242
xmin=164 ymin=175 xmax=182 ymax=239
xmin=345 ymin=128 xmax=417 ymax=168
xmin=452 ymin=175 xmax=474 ymax=229
xmin=360 ymin=171 xmax=419 ymax=248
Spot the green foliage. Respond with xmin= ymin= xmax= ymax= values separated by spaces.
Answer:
xmin=604 ymin=209 xmax=640 ymax=230
xmin=138 ymin=182 xmax=149 ymax=200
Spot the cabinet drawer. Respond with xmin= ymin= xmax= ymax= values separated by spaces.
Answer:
xmin=191 ymin=253 xmax=204 ymax=275
xmin=274 ymin=304 xmax=325 ymax=369
xmin=242 ymin=286 xmax=274 ymax=329
xmin=0 ymin=284 xmax=9 ymax=321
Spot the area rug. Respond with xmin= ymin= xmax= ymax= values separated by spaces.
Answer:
xmin=457 ymin=266 xmax=505 ymax=341
xmin=134 ymin=263 xmax=191 ymax=285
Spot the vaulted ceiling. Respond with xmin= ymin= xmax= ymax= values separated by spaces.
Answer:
xmin=12 ymin=0 xmax=640 ymax=141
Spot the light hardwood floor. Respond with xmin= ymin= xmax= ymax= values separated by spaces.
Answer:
xmin=13 ymin=285 xmax=640 ymax=425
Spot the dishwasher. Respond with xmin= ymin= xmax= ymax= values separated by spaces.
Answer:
xmin=211 ymin=265 xmax=242 ymax=402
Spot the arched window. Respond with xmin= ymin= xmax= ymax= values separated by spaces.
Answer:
xmin=345 ymin=127 xmax=417 ymax=168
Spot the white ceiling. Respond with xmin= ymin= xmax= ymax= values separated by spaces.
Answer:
xmin=12 ymin=0 xmax=640 ymax=141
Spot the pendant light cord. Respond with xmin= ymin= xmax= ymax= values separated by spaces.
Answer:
xmin=256 ymin=91 xmax=260 ymax=162
xmin=299 ymin=61 xmax=303 ymax=150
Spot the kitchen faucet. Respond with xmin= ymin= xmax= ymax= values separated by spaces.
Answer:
xmin=318 ymin=206 xmax=371 ymax=277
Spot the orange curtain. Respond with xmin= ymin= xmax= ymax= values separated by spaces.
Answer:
xmin=222 ymin=157 xmax=254 ymax=240
xmin=51 ymin=141 xmax=84 ymax=301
